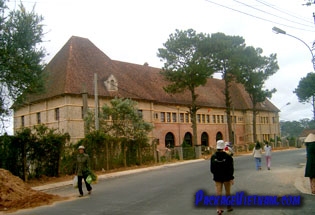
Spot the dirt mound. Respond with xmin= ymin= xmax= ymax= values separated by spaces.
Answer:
xmin=0 ymin=169 xmax=67 ymax=213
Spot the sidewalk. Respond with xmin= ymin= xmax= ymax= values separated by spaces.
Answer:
xmin=32 ymin=154 xmax=312 ymax=196
xmin=294 ymin=162 xmax=312 ymax=195
xmin=32 ymin=159 xmax=204 ymax=192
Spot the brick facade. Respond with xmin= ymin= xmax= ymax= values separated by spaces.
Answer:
xmin=13 ymin=36 xmax=280 ymax=150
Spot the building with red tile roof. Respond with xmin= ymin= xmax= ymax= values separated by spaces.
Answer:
xmin=13 ymin=36 xmax=280 ymax=149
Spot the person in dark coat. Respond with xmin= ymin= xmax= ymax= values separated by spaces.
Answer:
xmin=75 ymin=145 xmax=92 ymax=197
xmin=304 ymin=133 xmax=315 ymax=194
xmin=210 ymin=140 xmax=234 ymax=214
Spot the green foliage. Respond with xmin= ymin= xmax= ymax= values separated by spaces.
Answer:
xmin=237 ymin=46 xmax=278 ymax=104
xmin=0 ymin=0 xmax=46 ymax=130
xmin=158 ymin=29 xmax=214 ymax=94
xmin=158 ymin=29 xmax=215 ymax=147
xmin=294 ymin=72 xmax=315 ymax=120
xmin=248 ymin=143 xmax=254 ymax=151
xmin=235 ymin=46 xmax=278 ymax=142
xmin=181 ymin=141 xmax=192 ymax=148
xmin=75 ymin=130 xmax=111 ymax=171
xmin=0 ymin=125 xmax=70 ymax=180
xmin=182 ymin=147 xmax=195 ymax=160
xmin=0 ymin=133 xmax=17 ymax=174
xmin=28 ymin=125 xmax=70 ymax=178
xmin=280 ymin=119 xmax=315 ymax=138
xmin=83 ymin=98 xmax=154 ymax=168
xmin=200 ymin=32 xmax=247 ymax=144
xmin=287 ymin=137 xmax=297 ymax=147
xmin=202 ymin=32 xmax=246 ymax=80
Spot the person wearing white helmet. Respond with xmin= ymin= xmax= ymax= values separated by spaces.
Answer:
xmin=210 ymin=140 xmax=234 ymax=214
xmin=75 ymin=145 xmax=92 ymax=197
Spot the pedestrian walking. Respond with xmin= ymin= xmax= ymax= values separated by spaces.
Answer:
xmin=210 ymin=140 xmax=234 ymax=214
xmin=75 ymin=145 xmax=92 ymax=197
xmin=304 ymin=133 xmax=315 ymax=195
xmin=252 ymin=142 xmax=262 ymax=170
xmin=264 ymin=142 xmax=272 ymax=170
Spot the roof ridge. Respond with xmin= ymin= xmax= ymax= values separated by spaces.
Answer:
xmin=22 ymin=36 xmax=279 ymax=113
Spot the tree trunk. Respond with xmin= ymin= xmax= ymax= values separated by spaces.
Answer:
xmin=190 ymin=90 xmax=198 ymax=147
xmin=137 ymin=142 xmax=142 ymax=165
xmin=22 ymin=142 xmax=27 ymax=181
xmin=123 ymin=142 xmax=127 ymax=167
xmin=106 ymin=141 xmax=109 ymax=170
xmin=224 ymin=78 xmax=234 ymax=144
xmin=252 ymin=107 xmax=257 ymax=143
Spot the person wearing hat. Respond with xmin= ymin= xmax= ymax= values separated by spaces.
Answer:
xmin=304 ymin=133 xmax=315 ymax=194
xmin=75 ymin=145 xmax=92 ymax=197
xmin=210 ymin=140 xmax=234 ymax=214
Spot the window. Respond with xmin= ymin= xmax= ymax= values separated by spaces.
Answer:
xmin=221 ymin=115 xmax=224 ymax=123
xmin=110 ymin=80 xmax=116 ymax=90
xmin=185 ymin=113 xmax=189 ymax=123
xmin=160 ymin=112 xmax=165 ymax=122
xmin=21 ymin=116 xmax=24 ymax=127
xmin=263 ymin=134 xmax=270 ymax=141
xmin=167 ymin=112 xmax=171 ymax=122
xmin=217 ymin=115 xmax=220 ymax=123
xmin=202 ymin=114 xmax=205 ymax=123
xmin=260 ymin=117 xmax=269 ymax=124
xmin=55 ymin=108 xmax=60 ymax=121
xmin=104 ymin=74 xmax=118 ymax=91
xmin=172 ymin=112 xmax=177 ymax=122
xmin=180 ymin=113 xmax=184 ymax=122
xmin=213 ymin=115 xmax=216 ymax=123
xmin=154 ymin=113 xmax=159 ymax=119
xmin=37 ymin=112 xmax=41 ymax=124
xmin=197 ymin=114 xmax=201 ymax=123
xmin=206 ymin=115 xmax=210 ymax=123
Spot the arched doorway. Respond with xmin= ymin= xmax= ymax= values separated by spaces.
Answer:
xmin=216 ymin=132 xmax=223 ymax=141
xmin=201 ymin=132 xmax=209 ymax=146
xmin=165 ymin=132 xmax=175 ymax=148
xmin=184 ymin=132 xmax=192 ymax=146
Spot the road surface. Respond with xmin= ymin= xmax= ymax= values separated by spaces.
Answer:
xmin=15 ymin=148 xmax=314 ymax=215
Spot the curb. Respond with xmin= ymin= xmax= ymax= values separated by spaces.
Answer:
xmin=32 ymin=149 xmax=312 ymax=195
xmin=32 ymin=159 xmax=204 ymax=192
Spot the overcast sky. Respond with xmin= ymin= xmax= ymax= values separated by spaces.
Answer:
xmin=7 ymin=0 xmax=315 ymax=125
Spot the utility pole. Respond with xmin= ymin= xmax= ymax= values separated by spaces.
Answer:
xmin=94 ymin=73 xmax=99 ymax=130
xmin=82 ymin=86 xmax=88 ymax=135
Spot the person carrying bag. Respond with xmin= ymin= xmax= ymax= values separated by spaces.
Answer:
xmin=75 ymin=145 xmax=93 ymax=197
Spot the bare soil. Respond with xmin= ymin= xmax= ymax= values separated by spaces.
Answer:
xmin=0 ymin=169 xmax=69 ymax=214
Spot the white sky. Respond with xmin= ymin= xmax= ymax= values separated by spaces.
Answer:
xmin=5 ymin=0 xmax=315 ymax=134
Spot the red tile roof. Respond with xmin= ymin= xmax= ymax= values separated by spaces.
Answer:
xmin=25 ymin=36 xmax=279 ymax=112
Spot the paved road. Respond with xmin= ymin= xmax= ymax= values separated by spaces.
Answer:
xmin=15 ymin=148 xmax=314 ymax=215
